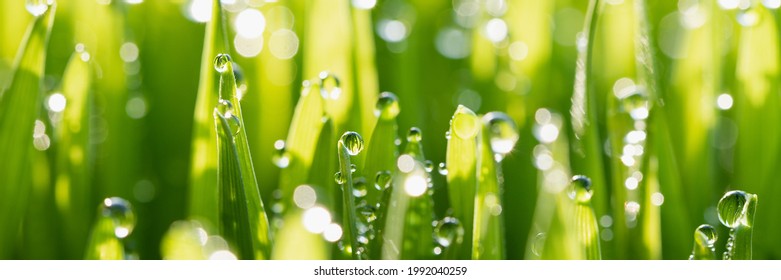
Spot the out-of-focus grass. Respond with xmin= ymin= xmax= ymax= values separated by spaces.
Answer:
xmin=3 ymin=0 xmax=781 ymax=260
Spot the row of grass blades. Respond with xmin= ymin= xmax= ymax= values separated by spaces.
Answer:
xmin=689 ymin=190 xmax=758 ymax=260
xmin=0 ymin=0 xmax=56 ymax=259
xmin=569 ymin=0 xmax=669 ymax=259
xmin=443 ymin=106 xmax=522 ymax=259
xmin=525 ymin=109 xmax=600 ymax=260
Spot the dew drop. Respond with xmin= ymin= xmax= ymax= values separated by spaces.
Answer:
xmin=568 ymin=175 xmax=593 ymax=203
xmin=374 ymin=170 xmax=392 ymax=191
xmin=434 ymin=217 xmax=464 ymax=247
xmin=483 ymin=112 xmax=519 ymax=160
xmin=532 ymin=232 xmax=546 ymax=257
xmin=26 ymin=0 xmax=51 ymax=17
xmin=451 ymin=105 xmax=479 ymax=139
xmin=334 ymin=171 xmax=346 ymax=185
xmin=694 ymin=224 xmax=717 ymax=247
xmin=272 ymin=139 xmax=290 ymax=168
xmin=375 ymin=92 xmax=400 ymax=120
xmin=215 ymin=99 xmax=241 ymax=136
xmin=437 ymin=162 xmax=448 ymax=175
xmin=213 ymin=54 xmax=232 ymax=73
xmin=353 ymin=178 xmax=368 ymax=198
xmin=340 ymin=131 xmax=364 ymax=156
xmin=358 ymin=203 xmax=377 ymax=223
xmin=619 ymin=90 xmax=650 ymax=120
xmin=717 ymin=190 xmax=757 ymax=228
xmin=423 ymin=160 xmax=434 ymax=173
xmin=319 ymin=71 xmax=342 ymax=100
xmin=407 ymin=127 xmax=422 ymax=143
xmin=101 ymin=197 xmax=136 ymax=239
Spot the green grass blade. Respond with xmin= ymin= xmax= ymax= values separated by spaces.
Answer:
xmin=472 ymin=114 xmax=514 ymax=260
xmin=349 ymin=5 xmax=379 ymax=140
xmin=526 ymin=110 xmax=574 ymax=259
xmin=84 ymin=197 xmax=135 ymax=260
xmin=303 ymin=0 xmax=353 ymax=132
xmin=733 ymin=4 xmax=781 ymax=260
xmin=718 ymin=190 xmax=758 ymax=260
xmin=361 ymin=92 xmax=399 ymax=259
xmin=689 ymin=224 xmax=717 ymax=260
xmin=278 ymin=81 xmax=326 ymax=202
xmin=271 ymin=119 xmax=334 ymax=260
xmin=0 ymin=2 xmax=55 ymax=258
xmin=214 ymin=57 xmax=272 ymax=259
xmin=215 ymin=110 xmax=254 ymax=260
xmin=52 ymin=48 xmax=95 ymax=259
xmin=336 ymin=131 xmax=366 ymax=259
xmin=188 ymin=0 xmax=230 ymax=227
xmin=84 ymin=217 xmax=124 ymax=260
xmin=571 ymin=178 xmax=602 ymax=260
xmin=445 ymin=105 xmax=478 ymax=259
xmin=568 ymin=0 xmax=609 ymax=235
xmin=381 ymin=134 xmax=435 ymax=260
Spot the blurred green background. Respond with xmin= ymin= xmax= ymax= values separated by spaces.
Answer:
xmin=1 ymin=0 xmax=780 ymax=260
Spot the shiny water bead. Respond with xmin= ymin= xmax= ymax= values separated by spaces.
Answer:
xmin=619 ymin=90 xmax=650 ymax=120
xmin=353 ymin=177 xmax=368 ymax=198
xmin=101 ymin=197 xmax=136 ymax=238
xmin=717 ymin=190 xmax=755 ymax=228
xmin=340 ymin=131 xmax=365 ymax=156
xmin=375 ymin=92 xmax=400 ymax=120
xmin=407 ymin=127 xmax=422 ymax=143
xmin=483 ymin=112 xmax=519 ymax=158
xmin=319 ymin=71 xmax=342 ymax=100
xmin=374 ymin=170 xmax=392 ymax=191
xmin=434 ymin=217 xmax=463 ymax=247
xmin=213 ymin=54 xmax=232 ymax=73
xmin=451 ymin=105 xmax=479 ymax=139
xmin=568 ymin=175 xmax=593 ymax=203
xmin=26 ymin=0 xmax=52 ymax=17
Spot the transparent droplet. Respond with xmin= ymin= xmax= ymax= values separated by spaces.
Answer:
xmin=619 ymin=90 xmax=650 ymax=120
xmin=532 ymin=232 xmax=546 ymax=257
xmin=568 ymin=175 xmax=593 ymax=203
xmin=423 ymin=160 xmax=434 ymax=173
xmin=434 ymin=217 xmax=463 ymax=247
xmin=358 ymin=203 xmax=377 ymax=223
xmin=374 ymin=170 xmax=392 ymax=191
xmin=213 ymin=54 xmax=232 ymax=73
xmin=407 ymin=127 xmax=422 ymax=143
xmin=26 ymin=0 xmax=51 ymax=17
xmin=694 ymin=224 xmax=718 ymax=247
xmin=101 ymin=197 xmax=136 ymax=239
xmin=319 ymin=71 xmax=342 ymax=100
xmin=334 ymin=171 xmax=346 ymax=185
xmin=483 ymin=112 xmax=519 ymax=160
xmin=437 ymin=162 xmax=448 ymax=175
xmin=340 ymin=131 xmax=364 ymax=156
xmin=215 ymin=99 xmax=241 ymax=136
xmin=375 ymin=92 xmax=400 ymax=120
xmin=353 ymin=178 xmax=368 ymax=198
xmin=452 ymin=105 xmax=479 ymax=139
xmin=717 ymin=190 xmax=757 ymax=228
xmin=272 ymin=139 xmax=290 ymax=168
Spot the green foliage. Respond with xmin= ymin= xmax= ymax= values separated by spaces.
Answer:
xmin=1 ymin=0 xmax=780 ymax=260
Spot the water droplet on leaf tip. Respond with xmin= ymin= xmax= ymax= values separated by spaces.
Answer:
xmin=214 ymin=54 xmax=232 ymax=73
xmin=340 ymin=131 xmax=364 ymax=156
xmin=375 ymin=92 xmax=400 ymax=120
xmin=101 ymin=197 xmax=136 ymax=239
xmin=407 ymin=127 xmax=422 ymax=143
